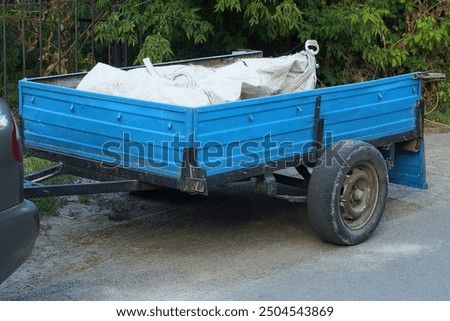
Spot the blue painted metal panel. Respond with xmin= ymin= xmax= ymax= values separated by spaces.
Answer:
xmin=20 ymin=72 xmax=424 ymax=186
xmin=20 ymin=80 xmax=192 ymax=178
xmin=195 ymin=94 xmax=316 ymax=176
xmin=195 ymin=73 xmax=422 ymax=177
xmin=389 ymin=139 xmax=427 ymax=189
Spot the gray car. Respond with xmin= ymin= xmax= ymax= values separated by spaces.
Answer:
xmin=0 ymin=98 xmax=39 ymax=284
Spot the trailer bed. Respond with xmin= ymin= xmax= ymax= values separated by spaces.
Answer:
xmin=18 ymin=52 xmax=434 ymax=245
xmin=20 ymin=70 xmax=424 ymax=190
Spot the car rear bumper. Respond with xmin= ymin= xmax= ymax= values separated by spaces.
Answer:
xmin=0 ymin=199 xmax=39 ymax=284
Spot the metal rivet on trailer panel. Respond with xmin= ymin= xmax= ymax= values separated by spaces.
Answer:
xmin=296 ymin=107 xmax=302 ymax=115
xmin=30 ymin=96 xmax=35 ymax=104
xmin=378 ymin=93 xmax=383 ymax=100
xmin=248 ymin=114 xmax=254 ymax=122
xmin=116 ymin=112 xmax=122 ymax=121
xmin=168 ymin=121 xmax=173 ymax=130
xmin=70 ymin=104 xmax=75 ymax=112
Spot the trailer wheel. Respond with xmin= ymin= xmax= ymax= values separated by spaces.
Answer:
xmin=307 ymin=140 xmax=388 ymax=245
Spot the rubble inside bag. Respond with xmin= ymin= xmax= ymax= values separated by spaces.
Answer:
xmin=76 ymin=40 xmax=319 ymax=107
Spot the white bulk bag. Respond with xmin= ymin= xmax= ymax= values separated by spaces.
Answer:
xmin=77 ymin=40 xmax=319 ymax=107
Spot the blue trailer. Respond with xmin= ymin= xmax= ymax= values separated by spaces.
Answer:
xmin=18 ymin=52 xmax=438 ymax=245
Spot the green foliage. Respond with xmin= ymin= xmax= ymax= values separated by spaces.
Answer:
xmin=215 ymin=0 xmax=242 ymax=12
xmin=135 ymin=35 xmax=173 ymax=64
xmin=1 ymin=0 xmax=99 ymax=107
xmin=214 ymin=0 xmax=304 ymax=45
xmin=94 ymin=0 xmax=213 ymax=63
xmin=404 ymin=16 xmax=449 ymax=52
xmin=95 ymin=0 xmax=449 ymax=119
xmin=2 ymin=0 xmax=448 ymax=120
xmin=311 ymin=2 xmax=394 ymax=83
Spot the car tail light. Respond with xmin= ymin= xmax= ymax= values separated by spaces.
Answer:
xmin=11 ymin=119 xmax=23 ymax=163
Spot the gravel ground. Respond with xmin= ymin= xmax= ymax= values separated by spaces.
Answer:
xmin=0 ymin=132 xmax=449 ymax=300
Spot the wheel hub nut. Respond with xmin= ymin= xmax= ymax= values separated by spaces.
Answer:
xmin=353 ymin=189 xmax=364 ymax=201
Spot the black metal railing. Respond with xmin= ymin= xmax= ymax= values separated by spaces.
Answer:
xmin=1 ymin=0 xmax=127 ymax=105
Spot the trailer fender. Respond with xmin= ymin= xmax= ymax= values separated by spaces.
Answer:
xmin=388 ymin=138 xmax=427 ymax=189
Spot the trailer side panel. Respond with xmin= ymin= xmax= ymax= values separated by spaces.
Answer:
xmin=20 ymin=81 xmax=193 ymax=178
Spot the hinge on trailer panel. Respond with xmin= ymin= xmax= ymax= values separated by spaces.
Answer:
xmin=180 ymin=147 xmax=208 ymax=195
xmin=391 ymin=99 xmax=425 ymax=154
xmin=416 ymin=99 xmax=425 ymax=139
xmin=312 ymin=95 xmax=324 ymax=162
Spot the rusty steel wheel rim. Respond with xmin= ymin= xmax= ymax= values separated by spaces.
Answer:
xmin=339 ymin=161 xmax=379 ymax=230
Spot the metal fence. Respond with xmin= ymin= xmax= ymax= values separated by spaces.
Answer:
xmin=1 ymin=0 xmax=126 ymax=103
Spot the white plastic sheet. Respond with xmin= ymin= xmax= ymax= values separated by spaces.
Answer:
xmin=77 ymin=40 xmax=319 ymax=107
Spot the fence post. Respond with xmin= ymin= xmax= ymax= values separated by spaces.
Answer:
xmin=2 ymin=0 xmax=7 ymax=100
xmin=91 ymin=0 xmax=95 ymax=66
xmin=57 ymin=0 xmax=62 ymax=74
xmin=21 ymin=0 xmax=26 ymax=77
xmin=75 ymin=0 xmax=78 ymax=72
xmin=39 ymin=0 xmax=43 ymax=76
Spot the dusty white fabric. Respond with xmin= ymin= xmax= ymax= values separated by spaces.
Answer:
xmin=77 ymin=40 xmax=319 ymax=107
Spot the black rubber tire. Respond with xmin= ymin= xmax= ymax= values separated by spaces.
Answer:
xmin=307 ymin=140 xmax=388 ymax=245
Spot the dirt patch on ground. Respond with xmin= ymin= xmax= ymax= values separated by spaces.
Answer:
xmin=424 ymin=119 xmax=450 ymax=134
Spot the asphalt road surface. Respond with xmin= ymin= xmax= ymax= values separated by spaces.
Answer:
xmin=1 ymin=133 xmax=449 ymax=300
